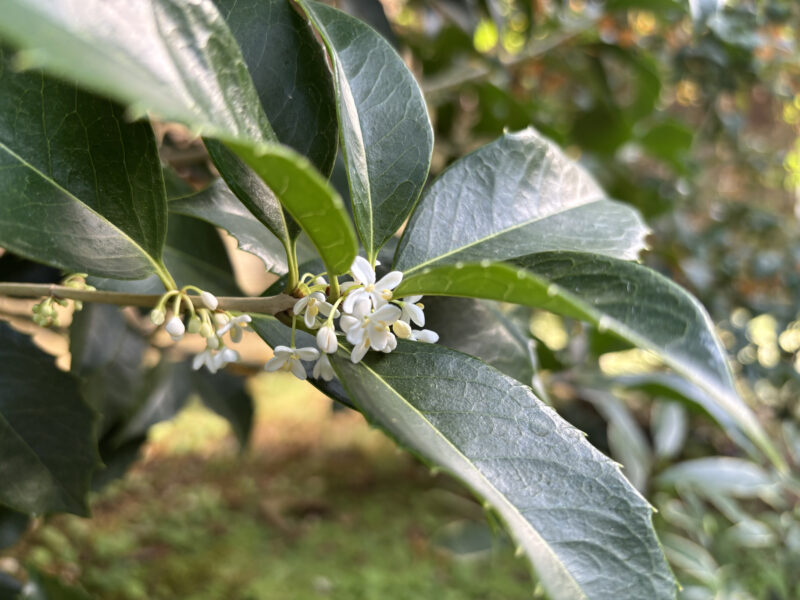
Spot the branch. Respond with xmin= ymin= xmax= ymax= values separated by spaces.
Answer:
xmin=0 ymin=283 xmax=296 ymax=315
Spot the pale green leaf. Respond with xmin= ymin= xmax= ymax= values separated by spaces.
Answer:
xmin=330 ymin=341 xmax=676 ymax=600
xmin=394 ymin=128 xmax=649 ymax=274
xmin=394 ymin=253 xmax=783 ymax=470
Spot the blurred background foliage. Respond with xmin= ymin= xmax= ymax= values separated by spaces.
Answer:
xmin=1 ymin=0 xmax=800 ymax=598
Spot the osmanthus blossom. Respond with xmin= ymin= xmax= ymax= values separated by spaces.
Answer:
xmin=341 ymin=256 xmax=403 ymax=313
xmin=216 ymin=314 xmax=252 ymax=343
xmin=264 ymin=345 xmax=320 ymax=380
xmin=312 ymin=354 xmax=335 ymax=381
xmin=192 ymin=347 xmax=239 ymax=374
xmin=294 ymin=292 xmax=339 ymax=328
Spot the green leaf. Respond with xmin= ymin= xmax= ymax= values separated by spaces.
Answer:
xmin=192 ymin=370 xmax=254 ymax=449
xmin=394 ymin=253 xmax=783 ymax=470
xmin=170 ymin=179 xmax=291 ymax=275
xmin=424 ymin=297 xmax=535 ymax=386
xmin=0 ymin=0 xmax=358 ymax=278
xmin=0 ymin=0 xmax=273 ymax=143
xmin=0 ymin=322 xmax=98 ymax=516
xmin=228 ymin=142 xmax=358 ymax=277
xmin=329 ymin=341 xmax=676 ymax=600
xmin=0 ymin=47 xmax=167 ymax=280
xmin=19 ymin=567 xmax=92 ymax=600
xmin=297 ymin=0 xmax=434 ymax=262
xmin=394 ymin=128 xmax=649 ymax=274
xmin=90 ymin=213 xmax=239 ymax=295
xmin=214 ymin=0 xmax=338 ymax=176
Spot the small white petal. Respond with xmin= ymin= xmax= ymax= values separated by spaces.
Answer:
xmin=403 ymin=302 xmax=425 ymax=327
xmin=192 ymin=352 xmax=207 ymax=370
xmin=376 ymin=271 xmax=402 ymax=291
xmin=372 ymin=303 xmax=401 ymax=323
xmin=316 ymin=325 xmax=338 ymax=354
xmin=368 ymin=327 xmax=391 ymax=351
xmin=382 ymin=334 xmax=397 ymax=353
xmin=414 ymin=329 xmax=439 ymax=343
xmin=312 ymin=354 xmax=335 ymax=381
xmin=350 ymin=339 xmax=370 ymax=363
xmin=340 ymin=315 xmax=360 ymax=333
xmin=402 ymin=295 xmax=422 ymax=304
xmin=272 ymin=346 xmax=293 ymax=358
xmin=346 ymin=324 xmax=365 ymax=346
xmin=350 ymin=256 xmax=375 ymax=285
xmin=264 ymin=356 xmax=288 ymax=371
xmin=216 ymin=322 xmax=234 ymax=336
xmin=342 ymin=289 xmax=366 ymax=314
xmin=304 ymin=309 xmax=317 ymax=329
xmin=200 ymin=291 xmax=218 ymax=310
xmin=293 ymin=296 xmax=310 ymax=314
xmin=296 ymin=347 xmax=320 ymax=361
xmin=221 ymin=348 xmax=239 ymax=363
xmin=289 ymin=358 xmax=308 ymax=380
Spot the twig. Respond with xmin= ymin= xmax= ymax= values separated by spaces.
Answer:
xmin=0 ymin=283 xmax=296 ymax=315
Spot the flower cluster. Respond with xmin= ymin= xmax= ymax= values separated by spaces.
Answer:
xmin=149 ymin=286 xmax=251 ymax=374
xmin=264 ymin=256 xmax=438 ymax=382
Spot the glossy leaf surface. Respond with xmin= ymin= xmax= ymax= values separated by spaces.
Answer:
xmin=298 ymin=0 xmax=433 ymax=261
xmin=215 ymin=0 xmax=338 ymax=176
xmin=0 ymin=47 xmax=166 ymax=279
xmin=0 ymin=0 xmax=273 ymax=143
xmin=330 ymin=341 xmax=676 ymax=600
xmin=394 ymin=128 xmax=649 ymax=274
xmin=0 ymin=323 xmax=97 ymax=516
xmin=395 ymin=252 xmax=781 ymax=469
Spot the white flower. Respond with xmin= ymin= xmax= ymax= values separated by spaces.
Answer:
xmin=411 ymin=329 xmax=439 ymax=343
xmin=216 ymin=314 xmax=252 ymax=343
xmin=293 ymin=292 xmax=338 ymax=329
xmin=200 ymin=291 xmax=218 ymax=310
xmin=350 ymin=337 xmax=370 ymax=364
xmin=398 ymin=295 xmax=425 ymax=327
xmin=192 ymin=347 xmax=239 ymax=374
xmin=165 ymin=315 xmax=185 ymax=341
xmin=344 ymin=302 xmax=401 ymax=353
xmin=316 ymin=323 xmax=338 ymax=354
xmin=312 ymin=354 xmax=335 ymax=381
xmin=342 ymin=256 xmax=403 ymax=312
xmin=264 ymin=345 xmax=319 ymax=380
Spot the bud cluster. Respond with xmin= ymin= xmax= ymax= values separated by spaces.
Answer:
xmin=150 ymin=286 xmax=251 ymax=374
xmin=31 ymin=274 xmax=94 ymax=327
xmin=264 ymin=257 xmax=438 ymax=382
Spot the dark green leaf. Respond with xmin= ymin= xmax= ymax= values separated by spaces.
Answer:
xmin=330 ymin=341 xmax=676 ymax=600
xmin=394 ymin=128 xmax=649 ymax=274
xmin=638 ymin=120 xmax=694 ymax=173
xmin=170 ymin=179 xmax=291 ymax=275
xmin=0 ymin=0 xmax=273 ymax=143
xmin=192 ymin=370 xmax=254 ymax=448
xmin=394 ymin=253 xmax=782 ymax=470
xmin=297 ymin=0 xmax=434 ymax=262
xmin=214 ymin=0 xmax=338 ymax=176
xmin=424 ymin=297 xmax=535 ymax=386
xmin=0 ymin=47 xmax=167 ymax=280
xmin=90 ymin=213 xmax=238 ymax=295
xmin=0 ymin=322 xmax=98 ymax=516
xmin=0 ymin=507 xmax=28 ymax=550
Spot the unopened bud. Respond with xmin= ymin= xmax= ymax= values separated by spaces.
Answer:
xmin=165 ymin=315 xmax=185 ymax=339
xmin=187 ymin=315 xmax=202 ymax=334
xmin=200 ymin=322 xmax=214 ymax=338
xmin=200 ymin=291 xmax=218 ymax=310
xmin=214 ymin=312 xmax=230 ymax=328
xmin=150 ymin=308 xmax=166 ymax=326
xmin=316 ymin=324 xmax=338 ymax=354
xmin=74 ymin=300 xmax=83 ymax=311
xmin=393 ymin=320 xmax=412 ymax=339
xmin=206 ymin=335 xmax=221 ymax=350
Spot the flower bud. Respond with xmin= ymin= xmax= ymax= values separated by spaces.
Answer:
xmin=200 ymin=322 xmax=215 ymax=338
xmin=200 ymin=291 xmax=218 ymax=310
xmin=165 ymin=315 xmax=185 ymax=339
xmin=206 ymin=335 xmax=221 ymax=350
xmin=150 ymin=308 xmax=166 ymax=326
xmin=187 ymin=315 xmax=202 ymax=334
xmin=214 ymin=312 xmax=230 ymax=328
xmin=393 ymin=320 xmax=412 ymax=339
xmin=316 ymin=323 xmax=338 ymax=354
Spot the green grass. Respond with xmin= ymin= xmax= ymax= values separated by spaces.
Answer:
xmin=6 ymin=373 xmax=535 ymax=600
